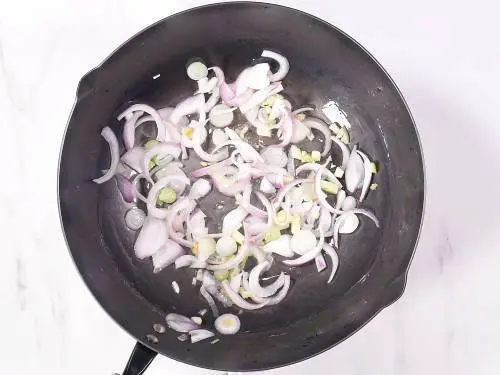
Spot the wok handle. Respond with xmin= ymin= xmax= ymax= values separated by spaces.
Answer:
xmin=120 ymin=342 xmax=157 ymax=375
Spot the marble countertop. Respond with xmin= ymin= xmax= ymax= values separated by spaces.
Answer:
xmin=2 ymin=0 xmax=500 ymax=374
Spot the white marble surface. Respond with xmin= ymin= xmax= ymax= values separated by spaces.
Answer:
xmin=1 ymin=0 xmax=500 ymax=374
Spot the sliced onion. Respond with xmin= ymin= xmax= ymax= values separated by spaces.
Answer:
xmin=143 ymin=143 xmax=182 ymax=182
xmin=192 ymin=125 xmax=228 ymax=162
xmin=303 ymin=117 xmax=332 ymax=157
xmin=236 ymin=63 xmax=271 ymax=91
xmin=296 ymin=163 xmax=342 ymax=186
xmin=230 ymin=272 xmax=244 ymax=292
xmin=121 ymin=146 xmax=146 ymax=173
xmin=338 ymin=213 xmax=360 ymax=234
xmin=199 ymin=285 xmax=219 ymax=318
xmin=189 ymin=329 xmax=215 ymax=343
xmin=175 ymin=255 xmax=205 ymax=269
xmin=204 ymin=85 xmax=220 ymax=112
xmin=314 ymin=165 xmax=344 ymax=215
xmin=356 ymin=149 xmax=373 ymax=203
xmin=283 ymin=228 xmax=325 ymax=266
xmin=116 ymin=174 xmax=135 ymax=203
xmin=166 ymin=199 xmax=196 ymax=247
xmin=248 ymin=262 xmax=285 ymax=298
xmin=261 ymin=50 xmax=290 ymax=82
xmin=322 ymin=243 xmax=340 ymax=283
xmin=209 ymin=103 xmax=235 ymax=128
xmin=207 ymin=245 xmax=249 ymax=271
xmin=330 ymin=134 xmax=350 ymax=169
xmin=293 ymin=107 xmax=314 ymax=115
xmin=122 ymin=111 xmax=142 ymax=150
xmin=261 ymin=147 xmax=287 ymax=167
xmin=146 ymin=175 xmax=191 ymax=219
xmin=153 ymin=163 xmax=188 ymax=194
xmin=134 ymin=216 xmax=167 ymax=259
xmin=189 ymin=178 xmax=211 ymax=200
xmin=345 ymin=146 xmax=364 ymax=192
xmin=196 ymin=76 xmax=218 ymax=94
xmin=212 ymin=140 xmax=263 ymax=163
xmin=93 ymin=127 xmax=120 ymax=184
xmin=125 ymin=207 xmax=146 ymax=230
xmin=221 ymin=280 xmax=268 ymax=310
xmin=251 ymin=274 xmax=291 ymax=305
xmin=260 ymin=177 xmax=276 ymax=194
xmin=239 ymin=82 xmax=283 ymax=113
xmin=291 ymin=230 xmax=317 ymax=255
xmin=152 ymin=240 xmax=185 ymax=273
xmin=191 ymin=158 xmax=232 ymax=178
xmin=166 ymin=313 xmax=199 ymax=333
xmin=341 ymin=196 xmax=357 ymax=211
xmin=262 ymin=235 xmax=293 ymax=257
xmin=290 ymin=119 xmax=311 ymax=143
xmin=272 ymin=178 xmax=308 ymax=209
xmin=212 ymin=173 xmax=248 ymax=197
xmin=214 ymin=313 xmax=241 ymax=335
xmin=212 ymin=128 xmax=228 ymax=146
xmin=118 ymin=104 xmax=171 ymax=143
xmin=222 ymin=206 xmax=248 ymax=234
xmin=170 ymin=94 xmax=205 ymax=125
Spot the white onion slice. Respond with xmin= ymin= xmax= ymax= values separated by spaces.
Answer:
xmin=230 ymin=272 xmax=244 ymax=292
xmin=248 ymin=262 xmax=285 ymax=298
xmin=221 ymin=280 xmax=268 ymax=310
xmin=118 ymin=104 xmax=171 ymax=143
xmin=261 ymin=50 xmax=290 ymax=82
xmin=273 ymin=178 xmax=308 ymax=210
xmin=341 ymin=196 xmax=357 ymax=211
xmin=314 ymin=165 xmax=344 ymax=215
xmin=192 ymin=125 xmax=227 ymax=163
xmin=290 ymin=230 xmax=317 ymax=255
xmin=283 ymin=228 xmax=325 ymax=266
xmin=93 ymin=127 xmax=120 ymax=184
xmin=206 ymin=245 xmax=249 ymax=271
xmin=189 ymin=329 xmax=215 ymax=343
xmin=322 ymin=243 xmax=340 ymax=283
xmin=204 ymin=86 xmax=220 ymax=112
xmin=121 ymin=146 xmax=146 ymax=173
xmin=125 ymin=208 xmax=146 ymax=230
xmin=290 ymin=119 xmax=311 ymax=143
xmin=222 ymin=206 xmax=248 ymax=234
xmin=211 ymin=128 xmax=228 ymax=146
xmin=261 ymin=147 xmax=287 ymax=167
xmin=134 ymin=216 xmax=167 ymax=259
xmin=236 ymin=63 xmax=271 ymax=91
xmin=296 ymin=163 xmax=342 ymax=186
xmin=345 ymin=146 xmax=364 ymax=192
xmin=200 ymin=286 xmax=219 ymax=318
xmin=330 ymin=135 xmax=350 ymax=169
xmin=214 ymin=313 xmax=241 ymax=335
xmin=251 ymin=274 xmax=291 ymax=305
xmin=260 ymin=177 xmax=276 ymax=194
xmin=209 ymin=103 xmax=235 ymax=128
xmin=166 ymin=313 xmax=199 ymax=333
xmin=356 ymin=149 xmax=373 ymax=203
xmin=175 ymin=255 xmax=205 ymax=269
xmin=143 ymin=143 xmax=182 ymax=182
xmin=339 ymin=213 xmax=360 ymax=234
xmin=170 ymin=94 xmax=205 ymax=125
xmin=212 ymin=140 xmax=263 ymax=163
xmin=146 ymin=175 xmax=191 ymax=219
xmin=216 ymin=236 xmax=238 ymax=257
xmin=122 ymin=111 xmax=142 ymax=150
xmin=189 ymin=178 xmax=211 ymax=200
xmin=303 ymin=117 xmax=332 ymax=157
xmin=239 ymin=82 xmax=283 ymax=113
xmin=152 ymin=240 xmax=185 ymax=273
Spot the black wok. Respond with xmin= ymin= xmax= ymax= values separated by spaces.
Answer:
xmin=58 ymin=2 xmax=424 ymax=374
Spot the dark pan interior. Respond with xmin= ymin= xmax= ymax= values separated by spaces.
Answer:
xmin=58 ymin=2 xmax=424 ymax=371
